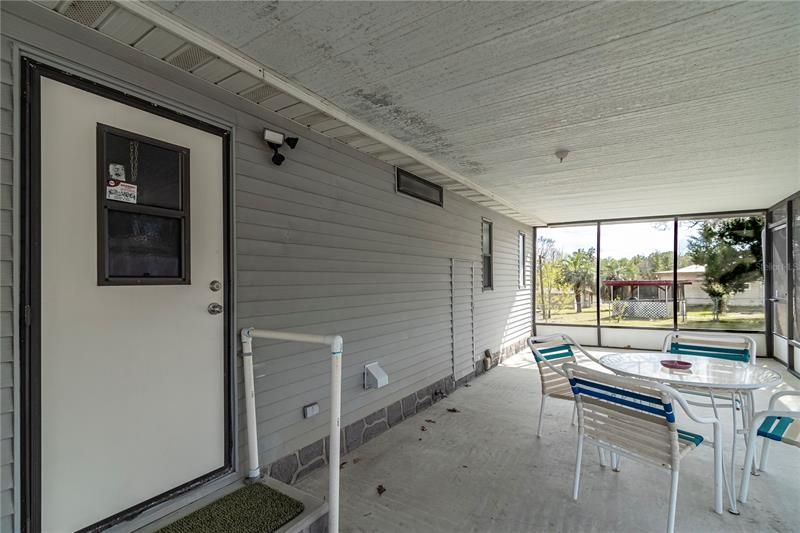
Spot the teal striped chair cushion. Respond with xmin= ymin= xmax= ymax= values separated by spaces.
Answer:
xmin=670 ymin=342 xmax=749 ymax=362
xmin=758 ymin=416 xmax=800 ymax=447
xmin=534 ymin=344 xmax=574 ymax=362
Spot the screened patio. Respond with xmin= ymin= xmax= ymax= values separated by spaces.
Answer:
xmin=2 ymin=2 xmax=798 ymax=533
xmin=296 ymin=350 xmax=800 ymax=533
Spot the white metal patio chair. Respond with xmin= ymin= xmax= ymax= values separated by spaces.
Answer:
xmin=738 ymin=390 xmax=800 ymax=504
xmin=527 ymin=334 xmax=605 ymax=438
xmin=564 ymin=363 xmax=723 ymax=533
xmin=663 ymin=331 xmax=756 ymax=365
xmin=663 ymin=332 xmax=756 ymax=412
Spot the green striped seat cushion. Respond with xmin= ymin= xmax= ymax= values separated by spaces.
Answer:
xmin=758 ymin=416 xmax=800 ymax=447
xmin=670 ymin=342 xmax=749 ymax=362
xmin=534 ymin=344 xmax=574 ymax=362
xmin=677 ymin=429 xmax=704 ymax=447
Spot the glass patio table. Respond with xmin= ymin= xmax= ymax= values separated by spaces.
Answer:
xmin=599 ymin=352 xmax=783 ymax=515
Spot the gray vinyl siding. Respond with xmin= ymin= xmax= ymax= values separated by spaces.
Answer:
xmin=235 ymin=125 xmax=532 ymax=463
xmin=1 ymin=7 xmax=532 ymax=524
xmin=0 ymin=36 xmax=14 ymax=533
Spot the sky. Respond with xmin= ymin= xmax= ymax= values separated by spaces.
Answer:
xmin=538 ymin=221 xmax=701 ymax=259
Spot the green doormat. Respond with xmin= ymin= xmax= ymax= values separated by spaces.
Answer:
xmin=157 ymin=483 xmax=304 ymax=533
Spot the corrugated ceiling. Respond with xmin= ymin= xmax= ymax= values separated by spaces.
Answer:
xmin=36 ymin=1 xmax=800 ymax=224
xmin=33 ymin=0 xmax=539 ymax=224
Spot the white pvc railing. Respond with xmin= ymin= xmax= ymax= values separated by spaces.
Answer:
xmin=240 ymin=328 xmax=343 ymax=533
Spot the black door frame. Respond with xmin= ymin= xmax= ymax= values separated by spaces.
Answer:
xmin=20 ymin=58 xmax=235 ymax=533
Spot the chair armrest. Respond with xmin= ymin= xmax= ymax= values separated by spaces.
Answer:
xmin=663 ymin=383 xmax=720 ymax=425
xmin=755 ymin=409 xmax=798 ymax=421
xmin=768 ymin=390 xmax=800 ymax=410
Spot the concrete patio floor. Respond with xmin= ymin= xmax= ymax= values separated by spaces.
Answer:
xmin=296 ymin=350 xmax=800 ymax=532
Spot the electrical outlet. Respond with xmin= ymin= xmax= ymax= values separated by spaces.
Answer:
xmin=303 ymin=402 xmax=319 ymax=419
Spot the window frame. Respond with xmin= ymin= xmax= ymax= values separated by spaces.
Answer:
xmin=482 ymin=218 xmax=493 ymax=290
xmin=533 ymin=209 xmax=769 ymax=336
xmin=96 ymin=123 xmax=191 ymax=286
xmin=395 ymin=168 xmax=444 ymax=207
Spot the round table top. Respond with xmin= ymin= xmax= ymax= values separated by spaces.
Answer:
xmin=599 ymin=352 xmax=783 ymax=390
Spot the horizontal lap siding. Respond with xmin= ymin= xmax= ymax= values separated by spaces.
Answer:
xmin=0 ymin=13 xmax=533 ymax=501
xmin=1 ymin=37 xmax=13 ymax=533
xmin=235 ymin=126 xmax=532 ymax=464
xmin=476 ymin=219 xmax=533 ymax=353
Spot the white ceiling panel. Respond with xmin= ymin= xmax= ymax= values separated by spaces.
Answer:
xmin=96 ymin=7 xmax=153 ymax=44
xmin=192 ymin=58 xmax=238 ymax=83
xmin=155 ymin=1 xmax=799 ymax=223
xmin=133 ymin=27 xmax=184 ymax=58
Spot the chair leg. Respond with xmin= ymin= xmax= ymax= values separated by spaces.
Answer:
xmin=760 ymin=438 xmax=771 ymax=473
xmin=739 ymin=436 xmax=759 ymax=504
xmin=612 ymin=452 xmax=621 ymax=472
xmin=573 ymin=433 xmax=584 ymax=501
xmin=713 ymin=424 xmax=723 ymax=515
xmin=667 ymin=467 xmax=680 ymax=533
xmin=537 ymin=394 xmax=548 ymax=438
xmin=571 ymin=402 xmax=577 ymax=427
xmin=598 ymin=447 xmax=606 ymax=467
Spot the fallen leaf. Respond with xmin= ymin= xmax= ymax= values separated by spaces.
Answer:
xmin=377 ymin=484 xmax=386 ymax=496
xmin=447 ymin=408 xmax=461 ymax=413
xmin=420 ymin=425 xmax=427 ymax=432
xmin=462 ymin=465 xmax=468 ymax=468
xmin=424 ymin=419 xmax=436 ymax=424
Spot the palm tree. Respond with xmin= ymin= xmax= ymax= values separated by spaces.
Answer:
xmin=560 ymin=248 xmax=595 ymax=313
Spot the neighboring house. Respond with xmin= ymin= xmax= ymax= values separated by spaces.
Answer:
xmin=654 ymin=265 xmax=764 ymax=307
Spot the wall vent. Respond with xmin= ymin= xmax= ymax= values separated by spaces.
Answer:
xmin=63 ymin=1 xmax=113 ymax=27
xmin=241 ymin=84 xmax=280 ymax=104
xmin=167 ymin=45 xmax=214 ymax=72
xmin=396 ymin=168 xmax=444 ymax=207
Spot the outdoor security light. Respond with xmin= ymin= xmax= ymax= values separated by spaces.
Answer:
xmin=264 ymin=128 xmax=299 ymax=166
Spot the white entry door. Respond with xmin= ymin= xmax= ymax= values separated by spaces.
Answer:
xmin=39 ymin=76 xmax=228 ymax=531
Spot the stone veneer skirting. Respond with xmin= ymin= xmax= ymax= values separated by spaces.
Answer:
xmin=265 ymin=336 xmax=529 ymax=486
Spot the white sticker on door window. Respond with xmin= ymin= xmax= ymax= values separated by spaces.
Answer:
xmin=106 ymin=179 xmax=137 ymax=203
xmin=108 ymin=163 xmax=126 ymax=181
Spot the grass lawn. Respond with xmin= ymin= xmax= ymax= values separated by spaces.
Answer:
xmin=538 ymin=307 xmax=764 ymax=330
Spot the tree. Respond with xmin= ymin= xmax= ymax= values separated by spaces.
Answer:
xmin=560 ymin=248 xmax=596 ymax=313
xmin=686 ymin=217 xmax=764 ymax=320
xmin=536 ymin=237 xmax=560 ymax=319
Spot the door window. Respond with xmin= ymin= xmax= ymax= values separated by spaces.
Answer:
xmin=97 ymin=124 xmax=190 ymax=284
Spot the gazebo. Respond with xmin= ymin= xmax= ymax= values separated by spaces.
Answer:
xmin=602 ymin=280 xmax=692 ymax=320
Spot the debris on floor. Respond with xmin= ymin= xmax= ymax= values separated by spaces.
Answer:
xmin=424 ymin=419 xmax=436 ymax=424
xmin=420 ymin=425 xmax=427 ymax=431
xmin=340 ymin=462 xmax=347 ymax=469
xmin=352 ymin=458 xmax=361 ymax=464
xmin=376 ymin=484 xmax=386 ymax=496
xmin=446 ymin=408 xmax=461 ymax=413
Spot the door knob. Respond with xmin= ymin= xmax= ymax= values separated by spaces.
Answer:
xmin=208 ymin=303 xmax=224 ymax=315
